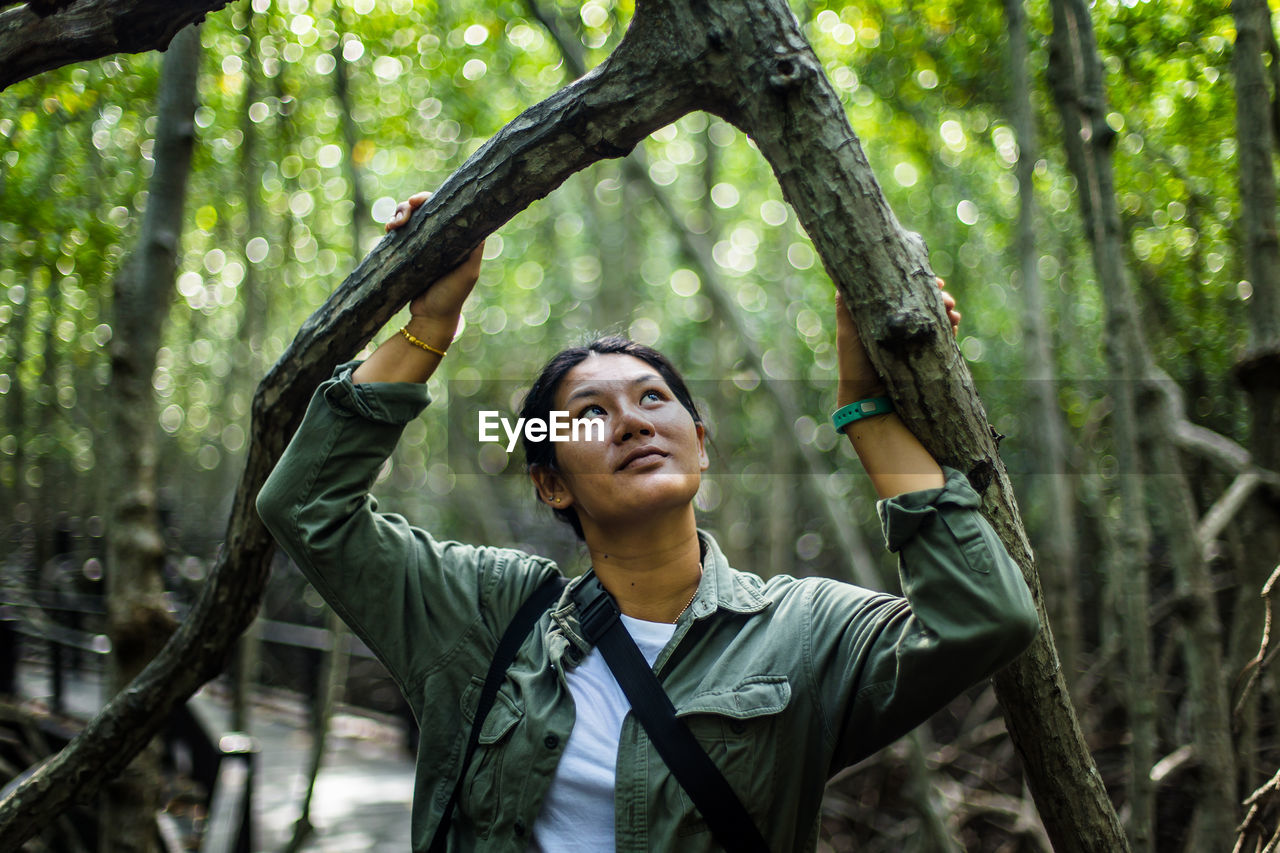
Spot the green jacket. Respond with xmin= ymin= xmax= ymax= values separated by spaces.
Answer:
xmin=256 ymin=364 xmax=1039 ymax=853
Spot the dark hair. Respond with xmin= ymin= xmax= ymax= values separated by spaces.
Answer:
xmin=519 ymin=336 xmax=704 ymax=540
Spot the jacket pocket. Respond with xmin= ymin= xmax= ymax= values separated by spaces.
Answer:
xmin=670 ymin=675 xmax=791 ymax=837
xmin=939 ymin=510 xmax=995 ymax=574
xmin=458 ymin=675 xmax=525 ymax=837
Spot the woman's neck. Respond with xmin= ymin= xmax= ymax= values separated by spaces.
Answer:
xmin=582 ymin=510 xmax=703 ymax=623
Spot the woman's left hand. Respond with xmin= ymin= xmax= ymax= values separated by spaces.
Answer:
xmin=835 ymin=277 xmax=960 ymax=408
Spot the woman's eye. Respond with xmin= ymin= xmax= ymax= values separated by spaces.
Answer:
xmin=581 ymin=404 xmax=605 ymax=417
xmin=643 ymin=390 xmax=664 ymax=402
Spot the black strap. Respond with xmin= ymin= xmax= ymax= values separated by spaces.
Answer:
xmin=572 ymin=572 xmax=772 ymax=853
xmin=427 ymin=574 xmax=566 ymax=853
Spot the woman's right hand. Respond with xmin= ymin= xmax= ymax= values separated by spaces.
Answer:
xmin=386 ymin=191 xmax=485 ymax=322
xmin=384 ymin=190 xmax=432 ymax=233
xmin=351 ymin=194 xmax=483 ymax=384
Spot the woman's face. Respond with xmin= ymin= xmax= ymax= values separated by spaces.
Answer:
xmin=532 ymin=352 xmax=708 ymax=533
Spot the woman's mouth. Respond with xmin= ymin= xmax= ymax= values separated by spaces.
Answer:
xmin=618 ymin=447 xmax=668 ymax=470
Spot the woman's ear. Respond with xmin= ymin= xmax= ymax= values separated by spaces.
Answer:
xmin=530 ymin=465 xmax=574 ymax=509
xmin=696 ymin=422 xmax=709 ymax=472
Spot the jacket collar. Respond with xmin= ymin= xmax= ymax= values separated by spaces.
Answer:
xmin=688 ymin=528 xmax=769 ymax=617
xmin=550 ymin=528 xmax=768 ymax=650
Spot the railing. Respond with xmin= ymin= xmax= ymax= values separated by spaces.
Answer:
xmin=1 ymin=592 xmax=261 ymax=852
xmin=198 ymin=733 xmax=257 ymax=853
xmin=1 ymin=584 xmax=416 ymax=850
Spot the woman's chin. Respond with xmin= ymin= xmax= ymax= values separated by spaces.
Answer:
xmin=586 ymin=480 xmax=701 ymax=529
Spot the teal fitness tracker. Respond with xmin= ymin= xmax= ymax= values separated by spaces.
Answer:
xmin=832 ymin=397 xmax=894 ymax=433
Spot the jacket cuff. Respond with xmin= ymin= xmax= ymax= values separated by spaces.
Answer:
xmin=321 ymin=361 xmax=432 ymax=425
xmin=875 ymin=466 xmax=981 ymax=552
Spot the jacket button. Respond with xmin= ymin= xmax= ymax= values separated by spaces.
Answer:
xmin=730 ymin=720 xmax=747 ymax=735
xmin=514 ymin=819 xmax=527 ymax=837
xmin=544 ymin=734 xmax=560 ymax=749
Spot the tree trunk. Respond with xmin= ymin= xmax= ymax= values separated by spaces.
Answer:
xmin=1234 ymin=0 xmax=1280 ymax=362
xmin=1046 ymin=2 xmax=1155 ymax=849
xmin=228 ymin=2 xmax=266 ymax=736
xmin=714 ymin=20 xmax=1124 ymax=853
xmin=35 ymin=245 xmax=65 ymax=694
xmin=99 ymin=24 xmax=201 ymax=853
xmin=1049 ymin=0 xmax=1238 ymax=846
xmin=0 ymin=4 xmax=1124 ymax=850
xmin=273 ymin=64 xmax=301 ymax=293
xmin=4 ymin=113 xmax=65 ymax=566
xmin=1003 ymin=0 xmax=1081 ymax=690
xmin=236 ymin=3 xmax=267 ymax=413
xmin=1141 ymin=381 xmax=1237 ymax=850
xmin=5 ymin=255 xmax=31 ymax=542
xmin=279 ymin=24 xmax=370 ymax=847
xmin=1231 ymin=0 xmax=1280 ymax=801
xmin=333 ymin=0 xmax=369 ymax=257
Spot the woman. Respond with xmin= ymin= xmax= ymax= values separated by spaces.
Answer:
xmin=256 ymin=192 xmax=1039 ymax=852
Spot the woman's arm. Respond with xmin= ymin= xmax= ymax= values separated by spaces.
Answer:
xmin=256 ymin=197 xmax=555 ymax=701
xmin=352 ymin=191 xmax=484 ymax=385
xmin=833 ymin=282 xmax=959 ymax=499
xmin=814 ymin=282 xmax=1035 ymax=768
xmin=811 ymin=466 xmax=1040 ymax=770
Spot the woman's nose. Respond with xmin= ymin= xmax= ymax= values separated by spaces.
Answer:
xmin=613 ymin=405 xmax=655 ymax=442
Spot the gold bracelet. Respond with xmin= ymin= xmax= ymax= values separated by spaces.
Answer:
xmin=399 ymin=326 xmax=448 ymax=357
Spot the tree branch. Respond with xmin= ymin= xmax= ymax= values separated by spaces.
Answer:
xmin=1235 ymin=764 xmax=1280 ymax=853
xmin=0 ymin=0 xmax=232 ymax=90
xmin=1233 ymin=564 xmax=1280 ymax=720
xmin=0 ymin=15 xmax=699 ymax=845
xmin=1173 ymin=416 xmax=1254 ymax=472
xmin=1147 ymin=369 xmax=1280 ymax=558
xmin=1199 ymin=471 xmax=1263 ymax=562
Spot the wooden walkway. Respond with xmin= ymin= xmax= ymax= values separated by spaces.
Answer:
xmin=14 ymin=663 xmax=416 ymax=852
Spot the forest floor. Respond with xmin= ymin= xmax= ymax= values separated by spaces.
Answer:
xmin=15 ymin=661 xmax=416 ymax=852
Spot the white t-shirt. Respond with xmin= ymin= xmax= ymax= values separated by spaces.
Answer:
xmin=530 ymin=615 xmax=676 ymax=853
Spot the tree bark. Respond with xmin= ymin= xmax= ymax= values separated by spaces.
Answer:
xmin=0 ymin=0 xmax=229 ymax=90
xmin=0 ymin=3 xmax=1125 ymax=851
xmin=1002 ymin=0 xmax=1081 ymax=690
xmin=99 ymin=23 xmax=201 ymax=853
